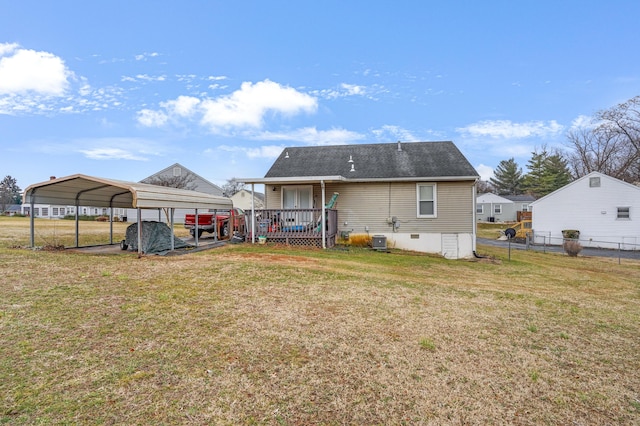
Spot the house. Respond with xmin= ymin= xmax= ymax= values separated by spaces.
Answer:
xmin=476 ymin=193 xmax=535 ymax=222
xmin=241 ymin=141 xmax=480 ymax=259
xmin=230 ymin=189 xmax=265 ymax=211
xmin=3 ymin=204 xmax=22 ymax=216
xmin=126 ymin=163 xmax=226 ymax=223
xmin=529 ymin=171 xmax=640 ymax=250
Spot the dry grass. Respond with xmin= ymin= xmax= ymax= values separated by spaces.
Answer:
xmin=1 ymin=217 xmax=640 ymax=424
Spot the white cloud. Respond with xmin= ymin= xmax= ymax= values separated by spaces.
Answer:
xmin=475 ymin=164 xmax=494 ymax=181
xmin=161 ymin=95 xmax=200 ymax=117
xmin=569 ymin=114 xmax=595 ymax=130
xmin=457 ymin=120 xmax=564 ymax=139
xmin=137 ymin=109 xmax=168 ymax=127
xmin=138 ymin=79 xmax=318 ymax=132
xmin=134 ymin=52 xmax=160 ymax=61
xmin=0 ymin=43 xmax=71 ymax=96
xmin=313 ymin=82 xmax=384 ymax=100
xmin=372 ymin=125 xmax=421 ymax=142
xmin=217 ymin=144 xmax=285 ymax=159
xmin=254 ymin=127 xmax=364 ymax=145
xmin=79 ymin=147 xmax=149 ymax=161
xmin=200 ymin=80 xmax=317 ymax=131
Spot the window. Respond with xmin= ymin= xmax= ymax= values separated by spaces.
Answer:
xmin=42 ymin=207 xmax=49 ymax=216
xmin=416 ymin=183 xmax=437 ymax=218
xmin=589 ymin=177 xmax=601 ymax=187
xmin=173 ymin=167 xmax=182 ymax=176
xmin=476 ymin=205 xmax=484 ymax=214
xmin=494 ymin=204 xmax=502 ymax=214
xmin=522 ymin=204 xmax=529 ymax=212
xmin=617 ymin=207 xmax=630 ymax=219
xmin=52 ymin=207 xmax=59 ymax=216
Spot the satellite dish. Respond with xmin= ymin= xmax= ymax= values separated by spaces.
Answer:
xmin=505 ymin=228 xmax=516 ymax=239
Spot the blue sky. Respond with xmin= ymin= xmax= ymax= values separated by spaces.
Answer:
xmin=1 ymin=1 xmax=639 ymax=192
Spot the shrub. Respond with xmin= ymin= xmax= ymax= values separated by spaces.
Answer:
xmin=348 ymin=233 xmax=372 ymax=248
xmin=563 ymin=239 xmax=583 ymax=257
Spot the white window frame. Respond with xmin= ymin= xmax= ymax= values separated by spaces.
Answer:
xmin=617 ymin=206 xmax=630 ymax=220
xmin=494 ymin=204 xmax=502 ymax=214
xmin=522 ymin=203 xmax=529 ymax=212
xmin=416 ymin=183 xmax=437 ymax=218
xmin=476 ymin=204 xmax=484 ymax=214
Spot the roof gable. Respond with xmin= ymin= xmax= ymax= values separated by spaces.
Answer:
xmin=476 ymin=193 xmax=513 ymax=204
xmin=264 ymin=141 xmax=478 ymax=180
xmin=531 ymin=171 xmax=640 ymax=206
xmin=141 ymin=163 xmax=223 ymax=194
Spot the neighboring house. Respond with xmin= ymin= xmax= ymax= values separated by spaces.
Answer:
xmin=530 ymin=171 xmax=640 ymax=249
xmin=241 ymin=141 xmax=480 ymax=259
xmin=3 ymin=204 xmax=22 ymax=216
xmin=20 ymin=176 xmax=113 ymax=218
xmin=476 ymin=193 xmax=535 ymax=222
xmin=230 ymin=189 xmax=265 ymax=211
xmin=126 ymin=163 xmax=226 ymax=223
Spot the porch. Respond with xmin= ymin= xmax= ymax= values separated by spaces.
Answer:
xmin=245 ymin=208 xmax=338 ymax=248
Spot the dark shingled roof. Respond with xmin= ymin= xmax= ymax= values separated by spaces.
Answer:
xmin=264 ymin=141 xmax=479 ymax=180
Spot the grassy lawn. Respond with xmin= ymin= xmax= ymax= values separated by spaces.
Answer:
xmin=1 ymin=217 xmax=639 ymax=424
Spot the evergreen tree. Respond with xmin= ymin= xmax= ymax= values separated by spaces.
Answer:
xmin=522 ymin=148 xmax=573 ymax=198
xmin=0 ymin=175 xmax=22 ymax=212
xmin=489 ymin=158 xmax=523 ymax=195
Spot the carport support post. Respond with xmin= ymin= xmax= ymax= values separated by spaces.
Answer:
xmin=194 ymin=209 xmax=199 ymax=248
xmin=29 ymin=196 xmax=35 ymax=247
xmin=75 ymin=199 xmax=80 ymax=248
xmin=137 ymin=208 xmax=142 ymax=255
xmin=170 ymin=208 xmax=175 ymax=251
xmin=109 ymin=207 xmax=114 ymax=245
xmin=213 ymin=209 xmax=218 ymax=242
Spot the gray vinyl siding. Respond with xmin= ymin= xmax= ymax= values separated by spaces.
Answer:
xmin=263 ymin=180 xmax=474 ymax=234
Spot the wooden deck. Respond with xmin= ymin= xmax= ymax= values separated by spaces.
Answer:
xmin=245 ymin=208 xmax=338 ymax=248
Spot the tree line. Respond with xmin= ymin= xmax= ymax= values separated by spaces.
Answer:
xmin=480 ymin=95 xmax=640 ymax=198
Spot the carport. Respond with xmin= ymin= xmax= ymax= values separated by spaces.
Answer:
xmin=23 ymin=174 xmax=233 ymax=254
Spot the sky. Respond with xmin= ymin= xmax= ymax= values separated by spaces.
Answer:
xmin=1 ymin=1 xmax=639 ymax=193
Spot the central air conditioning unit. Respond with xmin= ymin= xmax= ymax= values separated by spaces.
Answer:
xmin=372 ymin=235 xmax=387 ymax=250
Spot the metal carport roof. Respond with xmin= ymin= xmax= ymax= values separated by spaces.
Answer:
xmin=24 ymin=174 xmax=233 ymax=253
xmin=24 ymin=174 xmax=232 ymax=210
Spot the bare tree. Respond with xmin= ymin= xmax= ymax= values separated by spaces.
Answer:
xmin=221 ymin=178 xmax=245 ymax=198
xmin=566 ymin=96 xmax=640 ymax=183
xmin=141 ymin=172 xmax=198 ymax=223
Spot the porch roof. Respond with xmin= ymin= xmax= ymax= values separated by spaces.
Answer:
xmin=24 ymin=174 xmax=233 ymax=210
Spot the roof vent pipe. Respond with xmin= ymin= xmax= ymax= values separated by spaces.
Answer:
xmin=397 ymin=141 xmax=402 ymax=151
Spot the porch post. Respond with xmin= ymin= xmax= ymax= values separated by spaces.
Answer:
xmin=321 ymin=180 xmax=326 ymax=249
xmin=250 ymin=183 xmax=256 ymax=244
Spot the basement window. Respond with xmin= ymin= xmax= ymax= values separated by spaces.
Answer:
xmin=617 ymin=207 xmax=630 ymax=220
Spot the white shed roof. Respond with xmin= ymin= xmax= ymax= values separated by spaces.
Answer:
xmin=24 ymin=174 xmax=233 ymax=210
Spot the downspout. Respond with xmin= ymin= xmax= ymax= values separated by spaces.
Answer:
xmin=321 ymin=180 xmax=326 ymax=249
